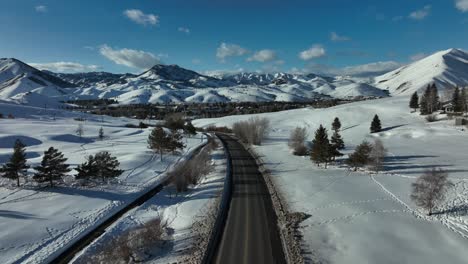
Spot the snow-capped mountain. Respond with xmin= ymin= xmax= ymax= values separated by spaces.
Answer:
xmin=375 ymin=48 xmax=468 ymax=95
xmin=0 ymin=58 xmax=75 ymax=107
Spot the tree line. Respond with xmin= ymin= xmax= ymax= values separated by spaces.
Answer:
xmin=409 ymin=83 xmax=468 ymax=116
xmin=0 ymin=139 xmax=123 ymax=187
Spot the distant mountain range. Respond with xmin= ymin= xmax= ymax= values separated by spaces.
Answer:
xmin=0 ymin=48 xmax=467 ymax=107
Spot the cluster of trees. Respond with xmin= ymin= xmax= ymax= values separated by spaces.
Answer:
xmin=0 ymin=113 xmax=15 ymax=119
xmin=305 ymin=116 xmax=386 ymax=170
xmin=232 ymin=117 xmax=270 ymax=145
xmin=0 ymin=139 xmax=123 ymax=187
xmin=309 ymin=117 xmax=345 ymax=168
xmin=347 ymin=139 xmax=387 ymax=172
xmin=410 ymin=83 xmax=467 ymax=116
xmin=147 ymin=127 xmax=186 ymax=161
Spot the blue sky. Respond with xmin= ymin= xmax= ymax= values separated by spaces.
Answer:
xmin=1 ymin=0 xmax=468 ymax=75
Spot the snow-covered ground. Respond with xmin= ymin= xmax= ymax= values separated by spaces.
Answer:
xmin=194 ymin=96 xmax=468 ymax=264
xmin=0 ymin=102 xmax=206 ymax=264
xmin=71 ymin=141 xmax=227 ymax=263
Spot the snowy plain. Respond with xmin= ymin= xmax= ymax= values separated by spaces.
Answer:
xmin=194 ymin=96 xmax=468 ymax=264
xmin=0 ymin=102 xmax=207 ymax=264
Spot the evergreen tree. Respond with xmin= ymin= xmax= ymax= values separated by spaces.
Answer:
xmin=184 ymin=121 xmax=197 ymax=136
xmin=0 ymin=139 xmax=29 ymax=187
xmin=370 ymin=114 xmax=382 ymax=133
xmin=168 ymin=129 xmax=186 ymax=154
xmin=330 ymin=130 xmax=344 ymax=160
xmin=98 ymin=127 xmax=104 ymax=140
xmin=429 ymin=83 xmax=439 ymax=113
xmin=75 ymin=151 xmax=122 ymax=183
xmin=75 ymin=155 xmax=97 ymax=180
xmin=461 ymin=88 xmax=468 ymax=114
xmin=347 ymin=141 xmax=373 ymax=171
xmin=419 ymin=92 xmax=428 ymax=115
xmin=452 ymin=87 xmax=462 ymax=112
xmin=332 ymin=117 xmax=342 ymax=131
xmin=310 ymin=125 xmax=331 ymax=168
xmin=33 ymin=147 xmax=70 ymax=187
xmin=148 ymin=127 xmax=185 ymax=161
xmin=409 ymin=92 xmax=419 ymax=112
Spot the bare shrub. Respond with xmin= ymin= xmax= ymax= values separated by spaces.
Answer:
xmin=369 ymin=139 xmax=387 ymax=172
xmin=232 ymin=117 xmax=270 ymax=145
xmin=168 ymin=139 xmax=216 ymax=193
xmin=288 ymin=126 xmax=308 ymax=156
xmin=411 ymin=168 xmax=454 ymax=215
xmin=426 ymin=114 xmax=437 ymax=122
xmin=85 ymin=218 xmax=166 ymax=264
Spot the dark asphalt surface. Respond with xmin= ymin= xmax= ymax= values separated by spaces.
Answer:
xmin=214 ymin=135 xmax=286 ymax=264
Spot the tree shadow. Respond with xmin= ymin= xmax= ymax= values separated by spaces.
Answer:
xmin=0 ymin=209 xmax=44 ymax=219
xmin=380 ymin=124 xmax=407 ymax=132
xmin=434 ymin=204 xmax=468 ymax=217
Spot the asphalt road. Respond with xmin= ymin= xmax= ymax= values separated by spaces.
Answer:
xmin=214 ymin=134 xmax=286 ymax=264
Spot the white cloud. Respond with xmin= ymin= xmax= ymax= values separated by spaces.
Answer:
xmin=99 ymin=45 xmax=160 ymax=69
xmin=247 ymin=49 xmax=277 ymax=62
xmin=305 ymin=61 xmax=401 ymax=77
xmin=410 ymin=53 xmax=427 ymax=61
xmin=35 ymin=5 xmax=48 ymax=13
xmin=123 ymin=9 xmax=158 ymax=26
xmin=409 ymin=5 xmax=431 ymax=20
xmin=178 ymin=27 xmax=190 ymax=34
xmin=299 ymin=45 xmax=326 ymax=60
xmin=30 ymin=62 xmax=101 ymax=73
xmin=216 ymin=43 xmax=249 ymax=62
xmin=456 ymin=0 xmax=468 ymax=12
xmin=330 ymin=32 xmax=350 ymax=42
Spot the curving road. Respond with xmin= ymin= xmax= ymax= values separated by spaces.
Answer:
xmin=214 ymin=134 xmax=286 ymax=264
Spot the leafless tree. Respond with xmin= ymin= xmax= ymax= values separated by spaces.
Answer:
xmin=411 ymin=168 xmax=454 ymax=215
xmin=232 ymin=117 xmax=270 ymax=145
xmin=370 ymin=139 xmax=387 ymax=172
xmin=288 ymin=126 xmax=308 ymax=155
xmin=76 ymin=123 xmax=84 ymax=138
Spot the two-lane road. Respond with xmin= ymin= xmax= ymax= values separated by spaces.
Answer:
xmin=214 ymin=134 xmax=286 ymax=264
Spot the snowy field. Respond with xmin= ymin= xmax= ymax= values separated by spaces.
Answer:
xmin=0 ymin=102 xmax=206 ymax=264
xmin=195 ymin=96 xmax=468 ymax=264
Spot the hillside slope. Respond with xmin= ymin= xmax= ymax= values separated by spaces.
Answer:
xmin=375 ymin=48 xmax=468 ymax=95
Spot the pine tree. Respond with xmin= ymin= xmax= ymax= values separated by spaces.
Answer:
xmin=409 ymin=92 xmax=419 ymax=112
xmin=0 ymin=139 xmax=29 ymax=187
xmin=168 ymin=129 xmax=186 ymax=154
xmin=332 ymin=117 xmax=342 ymax=131
xmin=33 ymin=147 xmax=70 ymax=187
xmin=184 ymin=121 xmax=197 ymax=136
xmin=75 ymin=151 xmax=122 ymax=183
xmin=310 ymin=125 xmax=331 ymax=168
xmin=452 ymin=87 xmax=462 ymax=112
xmin=98 ymin=127 xmax=104 ymax=140
xmin=330 ymin=130 xmax=344 ymax=160
xmin=148 ymin=127 xmax=170 ymax=161
xmin=370 ymin=114 xmax=382 ymax=133
xmin=419 ymin=93 xmax=428 ymax=115
xmin=347 ymin=141 xmax=373 ymax=171
xmin=429 ymin=83 xmax=439 ymax=113
xmin=461 ymin=88 xmax=468 ymax=114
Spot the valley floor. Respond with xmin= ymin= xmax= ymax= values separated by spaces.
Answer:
xmin=194 ymin=96 xmax=468 ymax=264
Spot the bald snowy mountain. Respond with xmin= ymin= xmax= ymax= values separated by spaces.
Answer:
xmin=375 ymin=48 xmax=468 ymax=95
xmin=0 ymin=58 xmax=76 ymax=107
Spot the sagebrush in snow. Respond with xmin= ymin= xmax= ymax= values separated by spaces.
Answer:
xmin=288 ymin=126 xmax=308 ymax=156
xmin=232 ymin=117 xmax=270 ymax=145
